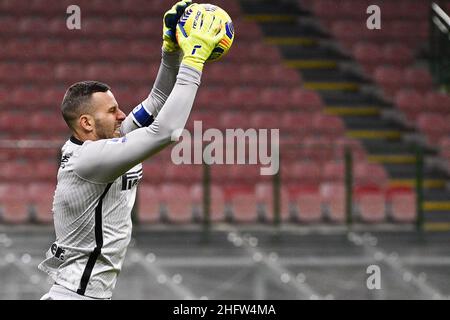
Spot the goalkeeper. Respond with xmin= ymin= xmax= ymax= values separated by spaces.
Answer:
xmin=39 ymin=1 xmax=224 ymax=300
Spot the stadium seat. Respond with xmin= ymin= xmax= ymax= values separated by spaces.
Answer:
xmin=280 ymin=112 xmax=315 ymax=135
xmin=312 ymin=114 xmax=346 ymax=137
xmin=228 ymin=87 xmax=261 ymax=111
xmin=0 ymin=183 xmax=30 ymax=224
xmin=354 ymin=185 xmax=386 ymax=223
xmin=191 ymin=184 xmax=226 ymax=222
xmin=28 ymin=182 xmax=55 ymax=224
xmin=353 ymin=43 xmax=383 ymax=75
xmin=259 ymin=88 xmax=292 ymax=111
xmin=290 ymin=89 xmax=324 ymax=111
xmin=285 ymin=161 xmax=322 ymax=184
xmin=160 ymin=183 xmax=193 ymax=223
xmin=0 ymin=161 xmax=33 ymax=183
xmin=394 ymin=89 xmax=424 ymax=122
xmin=196 ymin=87 xmax=229 ymax=111
xmin=303 ymin=136 xmax=333 ymax=162
xmin=164 ymin=164 xmax=202 ymax=184
xmin=137 ymin=184 xmax=161 ymax=223
xmin=385 ymin=186 xmax=416 ymax=223
xmin=354 ymin=163 xmax=388 ymax=186
xmin=416 ymin=113 xmax=450 ymax=145
xmin=321 ymin=182 xmax=346 ymax=223
xmin=374 ymin=66 xmax=405 ymax=99
xmin=323 ymin=161 xmax=345 ymax=182
xmin=224 ymin=185 xmax=258 ymax=222
xmin=424 ymin=92 xmax=450 ymax=114
xmin=333 ymin=137 xmax=367 ymax=162
xmin=255 ymin=183 xmax=289 ymax=221
xmin=142 ymin=162 xmax=166 ymax=184
xmin=404 ymin=67 xmax=433 ymax=92
xmin=287 ymin=184 xmax=323 ymax=223
xmin=383 ymin=44 xmax=414 ymax=67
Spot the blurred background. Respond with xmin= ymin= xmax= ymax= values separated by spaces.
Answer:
xmin=0 ymin=0 xmax=450 ymax=299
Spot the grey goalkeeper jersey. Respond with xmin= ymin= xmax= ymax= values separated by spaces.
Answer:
xmin=38 ymin=54 xmax=201 ymax=299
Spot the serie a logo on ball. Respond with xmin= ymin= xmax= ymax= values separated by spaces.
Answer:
xmin=177 ymin=3 xmax=235 ymax=61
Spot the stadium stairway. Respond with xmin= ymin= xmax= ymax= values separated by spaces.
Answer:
xmin=238 ymin=0 xmax=450 ymax=231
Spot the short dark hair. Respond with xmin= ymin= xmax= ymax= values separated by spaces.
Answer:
xmin=61 ymin=80 xmax=111 ymax=129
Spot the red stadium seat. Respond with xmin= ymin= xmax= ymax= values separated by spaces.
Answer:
xmin=303 ymin=136 xmax=333 ymax=162
xmin=28 ymin=182 xmax=55 ymax=224
xmin=191 ymin=184 xmax=226 ymax=222
xmin=386 ymin=186 xmax=416 ymax=223
xmin=280 ymin=112 xmax=315 ymax=135
xmin=417 ymin=113 xmax=450 ymax=144
xmin=2 ymin=162 xmax=35 ymax=182
xmin=383 ymin=44 xmax=414 ymax=68
xmin=249 ymin=112 xmax=278 ymax=129
xmin=394 ymin=89 xmax=424 ymax=122
xmin=160 ymin=183 xmax=193 ymax=222
xmin=290 ymin=89 xmax=324 ymax=111
xmin=288 ymin=184 xmax=323 ymax=223
xmin=142 ymin=162 xmax=166 ymax=184
xmin=0 ymin=63 xmax=23 ymax=83
xmin=312 ymin=114 xmax=345 ymax=136
xmin=259 ymin=88 xmax=292 ymax=111
xmin=323 ymin=161 xmax=345 ymax=182
xmin=220 ymin=112 xmax=251 ymax=129
xmin=354 ymin=185 xmax=386 ymax=223
xmin=353 ymin=43 xmax=383 ymax=75
xmin=164 ymin=164 xmax=202 ymax=184
xmin=321 ymin=182 xmax=346 ymax=223
xmin=333 ymin=137 xmax=367 ymax=162
xmin=224 ymin=185 xmax=258 ymax=222
xmin=137 ymin=184 xmax=161 ymax=223
xmin=285 ymin=161 xmax=322 ymax=184
xmin=228 ymin=87 xmax=261 ymax=111
xmin=404 ymin=67 xmax=433 ymax=92
xmin=374 ymin=66 xmax=405 ymax=99
xmin=424 ymin=92 xmax=450 ymax=114
xmin=255 ymin=183 xmax=289 ymax=221
xmin=354 ymin=163 xmax=388 ymax=186
xmin=196 ymin=87 xmax=229 ymax=111
xmin=0 ymin=183 xmax=30 ymax=224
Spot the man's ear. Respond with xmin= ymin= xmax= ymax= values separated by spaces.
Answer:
xmin=78 ymin=114 xmax=95 ymax=133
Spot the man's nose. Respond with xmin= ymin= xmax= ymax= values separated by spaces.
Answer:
xmin=117 ymin=109 xmax=126 ymax=120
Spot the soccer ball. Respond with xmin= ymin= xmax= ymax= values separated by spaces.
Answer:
xmin=176 ymin=3 xmax=235 ymax=61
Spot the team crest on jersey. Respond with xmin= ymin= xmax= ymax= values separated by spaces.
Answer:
xmin=51 ymin=243 xmax=66 ymax=261
xmin=60 ymin=152 xmax=73 ymax=169
xmin=121 ymin=167 xmax=143 ymax=191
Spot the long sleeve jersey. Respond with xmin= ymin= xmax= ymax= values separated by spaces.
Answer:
xmin=38 ymin=52 xmax=201 ymax=299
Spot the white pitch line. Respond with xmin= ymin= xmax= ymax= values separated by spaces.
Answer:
xmin=223 ymin=226 xmax=322 ymax=299
xmin=127 ymin=248 xmax=197 ymax=300
xmin=347 ymin=232 xmax=445 ymax=299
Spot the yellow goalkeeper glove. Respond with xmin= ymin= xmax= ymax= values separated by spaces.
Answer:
xmin=162 ymin=0 xmax=192 ymax=53
xmin=176 ymin=7 xmax=225 ymax=72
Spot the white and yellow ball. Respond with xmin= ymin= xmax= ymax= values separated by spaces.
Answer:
xmin=176 ymin=3 xmax=235 ymax=61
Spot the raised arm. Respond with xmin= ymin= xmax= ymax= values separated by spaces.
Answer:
xmin=120 ymin=0 xmax=192 ymax=134
xmin=74 ymin=7 xmax=224 ymax=184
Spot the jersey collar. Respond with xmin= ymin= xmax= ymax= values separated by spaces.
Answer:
xmin=70 ymin=136 xmax=84 ymax=145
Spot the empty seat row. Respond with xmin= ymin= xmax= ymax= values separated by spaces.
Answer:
xmin=2 ymin=39 xmax=280 ymax=64
xmin=331 ymin=20 xmax=428 ymax=51
xmin=1 ymin=0 xmax=243 ymax=17
xmin=395 ymin=90 xmax=450 ymax=118
xmin=373 ymin=66 xmax=434 ymax=99
xmin=0 ymin=62 xmax=302 ymax=87
xmin=0 ymin=86 xmax=322 ymax=112
xmin=0 ymin=17 xmax=259 ymax=40
xmin=311 ymin=0 xmax=431 ymax=21
xmin=0 ymin=182 xmax=415 ymax=224
xmin=353 ymin=43 xmax=415 ymax=71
